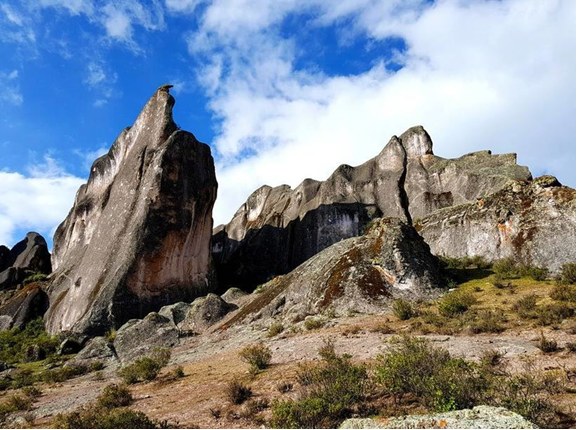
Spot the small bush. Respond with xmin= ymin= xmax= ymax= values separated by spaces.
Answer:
xmin=105 ymin=329 xmax=117 ymax=342
xmin=268 ymin=322 xmax=284 ymax=337
xmin=239 ymin=343 xmax=272 ymax=374
xmin=226 ymin=379 xmax=253 ymax=404
xmin=549 ymin=283 xmax=576 ymax=302
xmin=566 ymin=342 xmax=576 ymax=352
xmin=276 ymin=381 xmax=293 ymax=393
xmin=172 ymin=366 xmax=185 ymax=379
xmin=520 ymin=265 xmax=548 ymax=281
xmin=270 ymin=342 xmax=370 ymax=428
xmin=0 ymin=318 xmax=59 ymax=365
xmin=392 ymin=299 xmax=417 ymax=321
xmin=23 ymin=272 xmax=48 ymax=285
xmin=481 ymin=349 xmax=504 ymax=367
xmin=439 ymin=256 xmax=491 ymax=270
xmin=466 ymin=310 xmax=506 ymax=334
xmin=53 ymin=406 xmax=158 ymax=429
xmin=21 ymin=386 xmax=42 ymax=398
xmin=42 ymin=365 xmax=88 ymax=383
xmin=493 ymin=258 xmax=519 ymax=278
xmin=535 ymin=302 xmax=575 ymax=326
xmin=438 ymin=290 xmax=477 ymax=317
xmin=117 ymin=348 xmax=172 ymax=384
xmin=304 ymin=318 xmax=324 ymax=331
xmin=513 ymin=294 xmax=538 ymax=316
xmin=370 ymin=323 xmax=394 ymax=334
xmin=240 ymin=398 xmax=269 ymax=420
xmin=89 ymin=361 xmax=105 ymax=372
xmin=97 ymin=384 xmax=133 ymax=409
xmin=558 ymin=263 xmax=576 ymax=285
xmin=537 ymin=333 xmax=558 ymax=353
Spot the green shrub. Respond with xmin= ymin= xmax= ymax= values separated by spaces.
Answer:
xmin=117 ymin=348 xmax=171 ymax=384
xmin=558 ymin=263 xmax=576 ymax=285
xmin=97 ymin=384 xmax=133 ymax=409
xmin=304 ymin=318 xmax=324 ymax=331
xmin=535 ymin=302 xmax=575 ymax=326
xmin=0 ymin=318 xmax=59 ymax=365
xmin=481 ymin=349 xmax=504 ymax=367
xmin=53 ymin=406 xmax=158 ymax=429
xmin=537 ymin=333 xmax=558 ymax=353
xmin=549 ymin=283 xmax=576 ymax=302
xmin=42 ymin=365 xmax=88 ymax=383
xmin=492 ymin=258 xmax=519 ymax=278
xmin=23 ymin=272 xmax=48 ymax=285
xmin=226 ymin=379 xmax=253 ymax=404
xmin=438 ymin=290 xmax=477 ymax=317
xmin=172 ymin=366 xmax=185 ymax=379
xmin=268 ymin=322 xmax=284 ymax=337
xmin=270 ymin=342 xmax=370 ymax=428
xmin=513 ymin=294 xmax=538 ymax=317
xmin=438 ymin=256 xmax=491 ymax=270
xmin=466 ymin=310 xmax=506 ymax=334
xmin=21 ymin=386 xmax=42 ymax=398
xmin=392 ymin=299 xmax=417 ymax=321
xmin=239 ymin=343 xmax=272 ymax=374
xmin=105 ymin=329 xmax=117 ymax=342
xmin=375 ymin=336 xmax=489 ymax=411
xmin=89 ymin=361 xmax=105 ymax=372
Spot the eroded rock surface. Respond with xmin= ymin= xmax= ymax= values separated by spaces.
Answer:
xmin=0 ymin=282 xmax=49 ymax=330
xmin=179 ymin=293 xmax=236 ymax=334
xmin=419 ymin=175 xmax=576 ymax=273
xmin=213 ymin=126 xmax=531 ymax=289
xmin=225 ymin=218 xmax=444 ymax=326
xmin=45 ymin=86 xmax=218 ymax=335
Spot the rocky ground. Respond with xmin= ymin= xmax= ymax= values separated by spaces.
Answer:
xmin=1 ymin=270 xmax=574 ymax=429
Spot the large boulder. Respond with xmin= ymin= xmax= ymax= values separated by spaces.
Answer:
xmin=113 ymin=313 xmax=179 ymax=364
xmin=0 ymin=283 xmax=49 ymax=330
xmin=45 ymin=85 xmax=218 ymax=335
xmin=66 ymin=337 xmax=117 ymax=368
xmin=0 ymin=233 xmax=52 ymax=291
xmin=178 ymin=293 xmax=236 ymax=334
xmin=379 ymin=405 xmax=536 ymax=429
xmin=419 ymin=176 xmax=576 ymax=273
xmin=225 ymin=218 xmax=444 ymax=326
xmin=213 ymin=126 xmax=531 ymax=289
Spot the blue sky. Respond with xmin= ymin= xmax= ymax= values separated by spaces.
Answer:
xmin=0 ymin=0 xmax=575 ymax=248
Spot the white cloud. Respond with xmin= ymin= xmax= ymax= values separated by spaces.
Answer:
xmin=83 ymin=61 xmax=118 ymax=104
xmin=165 ymin=0 xmax=202 ymax=13
xmin=185 ymin=0 xmax=576 ymax=226
xmin=0 ymin=156 xmax=84 ymax=246
xmin=73 ymin=146 xmax=108 ymax=171
xmin=0 ymin=69 xmax=23 ymax=106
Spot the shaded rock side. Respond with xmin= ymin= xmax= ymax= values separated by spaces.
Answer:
xmin=45 ymin=86 xmax=218 ymax=335
xmin=0 ymin=232 xmax=52 ymax=291
xmin=213 ymin=126 xmax=531 ymax=289
xmin=224 ymin=218 xmax=444 ymax=326
xmin=114 ymin=312 xmax=179 ymax=364
xmin=419 ymin=175 xmax=576 ymax=273
xmin=0 ymin=282 xmax=49 ymax=330
xmin=66 ymin=336 xmax=117 ymax=369
xmin=178 ymin=293 xmax=236 ymax=334
xmin=340 ymin=406 xmax=537 ymax=429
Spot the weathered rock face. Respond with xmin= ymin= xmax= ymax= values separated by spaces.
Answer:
xmin=114 ymin=312 xmax=179 ymax=364
xmin=224 ymin=218 xmax=444 ymax=326
xmin=66 ymin=336 xmax=118 ymax=369
xmin=419 ymin=175 xmax=576 ymax=273
xmin=0 ymin=232 xmax=52 ymax=291
xmin=45 ymin=86 xmax=218 ymax=335
xmin=213 ymin=126 xmax=531 ymax=289
xmin=179 ymin=293 xmax=236 ymax=334
xmin=0 ymin=283 xmax=49 ymax=330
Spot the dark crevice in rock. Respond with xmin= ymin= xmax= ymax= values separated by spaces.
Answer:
xmin=398 ymin=147 xmax=413 ymax=225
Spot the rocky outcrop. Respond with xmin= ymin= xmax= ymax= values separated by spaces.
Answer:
xmin=179 ymin=293 xmax=236 ymax=334
xmin=0 ymin=283 xmax=49 ymax=330
xmin=0 ymin=232 xmax=52 ymax=291
xmin=113 ymin=312 xmax=179 ymax=363
xmin=45 ymin=85 xmax=218 ymax=335
xmin=224 ymin=218 xmax=444 ymax=326
xmin=419 ymin=176 xmax=576 ymax=273
xmin=66 ymin=337 xmax=118 ymax=368
xmin=213 ymin=126 xmax=531 ymax=289
xmin=340 ymin=406 xmax=537 ymax=429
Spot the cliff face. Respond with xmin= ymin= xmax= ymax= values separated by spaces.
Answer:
xmin=45 ymin=86 xmax=218 ymax=335
xmin=213 ymin=126 xmax=531 ymax=289
xmin=419 ymin=176 xmax=576 ymax=273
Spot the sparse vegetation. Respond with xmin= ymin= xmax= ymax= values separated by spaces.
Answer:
xmin=392 ymin=299 xmax=417 ymax=320
xmin=537 ymin=333 xmax=558 ymax=353
xmin=304 ymin=318 xmax=324 ymax=331
xmin=239 ymin=343 xmax=272 ymax=374
xmin=22 ymin=272 xmax=48 ymax=285
xmin=439 ymin=255 xmax=491 ymax=270
xmin=0 ymin=318 xmax=59 ymax=365
xmin=493 ymin=259 xmax=549 ymax=281
xmin=558 ymin=263 xmax=576 ymax=285
xmin=465 ymin=310 xmax=506 ymax=334
xmin=97 ymin=384 xmax=133 ymax=409
xmin=550 ymin=283 xmax=576 ymax=302
xmin=172 ymin=366 xmax=185 ymax=379
xmin=438 ymin=290 xmax=476 ymax=317
xmin=117 ymin=348 xmax=171 ymax=384
xmin=53 ymin=406 xmax=159 ymax=429
xmin=226 ymin=379 xmax=253 ymax=404
xmin=270 ymin=340 xmax=370 ymax=428
xmin=268 ymin=322 xmax=284 ymax=337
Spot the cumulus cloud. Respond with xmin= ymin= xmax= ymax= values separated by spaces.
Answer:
xmin=0 ymin=155 xmax=84 ymax=246
xmin=185 ymin=0 xmax=576 ymax=226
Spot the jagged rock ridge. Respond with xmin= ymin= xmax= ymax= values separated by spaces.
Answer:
xmin=0 ymin=232 xmax=52 ymax=291
xmin=213 ymin=126 xmax=531 ymax=289
xmin=45 ymin=86 xmax=218 ymax=335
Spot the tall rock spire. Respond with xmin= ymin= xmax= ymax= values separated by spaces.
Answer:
xmin=46 ymin=86 xmax=218 ymax=335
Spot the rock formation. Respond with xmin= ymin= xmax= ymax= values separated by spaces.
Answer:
xmin=419 ymin=175 xmax=576 ymax=273
xmin=0 ymin=283 xmax=49 ymax=330
xmin=213 ymin=126 xmax=531 ymax=289
xmin=45 ymin=85 xmax=218 ymax=335
xmin=0 ymin=232 xmax=52 ymax=291
xmin=224 ymin=218 xmax=444 ymax=327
